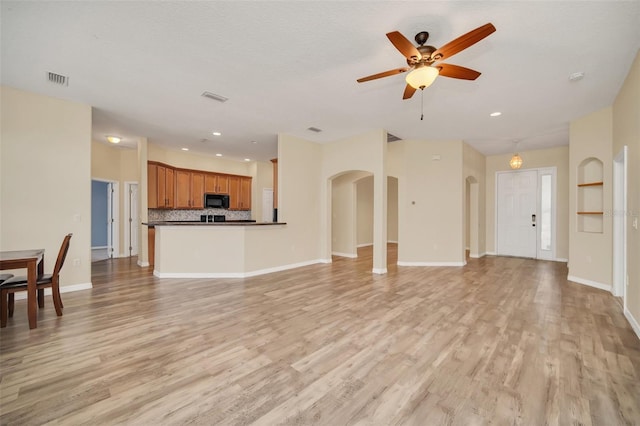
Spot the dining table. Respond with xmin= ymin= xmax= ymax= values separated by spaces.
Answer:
xmin=0 ymin=249 xmax=45 ymax=329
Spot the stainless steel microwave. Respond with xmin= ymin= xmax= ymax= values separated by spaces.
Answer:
xmin=204 ymin=193 xmax=229 ymax=209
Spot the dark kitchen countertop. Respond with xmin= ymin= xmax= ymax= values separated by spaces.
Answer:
xmin=143 ymin=221 xmax=286 ymax=227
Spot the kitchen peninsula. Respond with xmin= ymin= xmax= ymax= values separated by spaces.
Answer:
xmin=145 ymin=221 xmax=287 ymax=278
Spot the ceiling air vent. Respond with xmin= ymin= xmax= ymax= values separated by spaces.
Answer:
xmin=201 ymin=92 xmax=228 ymax=103
xmin=387 ymin=133 xmax=402 ymax=142
xmin=307 ymin=127 xmax=322 ymax=133
xmin=47 ymin=72 xmax=69 ymax=86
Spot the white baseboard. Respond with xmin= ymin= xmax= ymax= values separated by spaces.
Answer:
xmin=486 ymin=251 xmax=497 ymax=256
xmin=153 ymin=259 xmax=327 ymax=279
xmin=624 ymin=307 xmax=640 ymax=341
xmin=469 ymin=252 xmax=486 ymax=259
xmin=387 ymin=240 xmax=398 ymax=244
xmin=397 ymin=261 xmax=465 ymax=267
xmin=14 ymin=282 xmax=93 ymax=300
xmin=318 ymin=258 xmax=332 ymax=264
xmin=137 ymin=260 xmax=150 ymax=267
xmin=567 ymin=275 xmax=611 ymax=292
xmin=332 ymin=252 xmax=357 ymax=258
xmin=372 ymin=268 xmax=387 ymax=274
xmin=357 ymin=243 xmax=373 ymax=248
xmin=554 ymin=258 xmax=568 ymax=263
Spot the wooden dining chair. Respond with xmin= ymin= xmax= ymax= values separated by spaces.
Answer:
xmin=0 ymin=234 xmax=72 ymax=327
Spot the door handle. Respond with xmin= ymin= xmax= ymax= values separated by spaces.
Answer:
xmin=532 ymin=214 xmax=536 ymax=227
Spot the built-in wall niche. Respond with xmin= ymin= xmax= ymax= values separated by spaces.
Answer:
xmin=577 ymin=157 xmax=603 ymax=233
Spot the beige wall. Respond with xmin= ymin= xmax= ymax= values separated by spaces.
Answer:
xmin=390 ymin=139 xmax=465 ymax=265
xmin=148 ymin=144 xmax=252 ymax=176
xmin=387 ymin=176 xmax=399 ymax=243
xmin=91 ymin=141 xmax=138 ymax=256
xmin=357 ymin=176 xmax=374 ymax=246
xmin=278 ymin=134 xmax=323 ymax=263
xmin=613 ymin=50 xmax=640 ymax=329
xmin=486 ymin=146 xmax=570 ymax=260
xmin=1 ymin=86 xmax=92 ymax=288
xmin=569 ymin=108 xmax=613 ymax=288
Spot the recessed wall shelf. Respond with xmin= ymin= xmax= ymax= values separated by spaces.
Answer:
xmin=577 ymin=158 xmax=603 ymax=233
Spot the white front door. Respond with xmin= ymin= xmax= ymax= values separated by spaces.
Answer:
xmin=497 ymin=170 xmax=538 ymax=258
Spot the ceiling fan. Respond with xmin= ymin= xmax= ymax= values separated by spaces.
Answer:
xmin=357 ymin=23 xmax=496 ymax=99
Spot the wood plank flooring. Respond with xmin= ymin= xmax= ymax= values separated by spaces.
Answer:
xmin=1 ymin=245 xmax=639 ymax=425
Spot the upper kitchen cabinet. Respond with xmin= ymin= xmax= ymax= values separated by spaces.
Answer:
xmin=148 ymin=162 xmax=175 ymax=209
xmin=175 ymin=170 xmax=205 ymax=209
xmin=204 ymin=173 xmax=230 ymax=194
xmin=228 ymin=176 xmax=252 ymax=210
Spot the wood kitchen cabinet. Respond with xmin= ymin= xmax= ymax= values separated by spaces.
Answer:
xmin=229 ymin=176 xmax=252 ymax=210
xmin=147 ymin=161 xmax=250 ymax=211
xmin=148 ymin=162 xmax=175 ymax=209
xmin=204 ymin=173 xmax=229 ymax=194
xmin=175 ymin=170 xmax=205 ymax=209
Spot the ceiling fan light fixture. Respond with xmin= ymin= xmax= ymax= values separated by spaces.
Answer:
xmin=106 ymin=136 xmax=121 ymax=144
xmin=405 ymin=66 xmax=439 ymax=89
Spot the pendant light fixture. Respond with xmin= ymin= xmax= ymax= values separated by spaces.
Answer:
xmin=509 ymin=140 xmax=523 ymax=169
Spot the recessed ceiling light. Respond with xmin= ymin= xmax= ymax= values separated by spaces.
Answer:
xmin=212 ymin=131 xmax=222 ymax=136
xmin=215 ymin=153 xmax=222 ymax=157
xmin=490 ymin=112 xmax=501 ymax=117
xmin=106 ymin=136 xmax=121 ymax=144
xmin=201 ymin=92 xmax=228 ymax=103
xmin=181 ymin=148 xmax=189 ymax=151
xmin=569 ymin=72 xmax=585 ymax=82
xmin=244 ymin=158 xmax=251 ymax=162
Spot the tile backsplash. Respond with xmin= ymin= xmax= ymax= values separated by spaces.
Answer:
xmin=149 ymin=209 xmax=251 ymax=222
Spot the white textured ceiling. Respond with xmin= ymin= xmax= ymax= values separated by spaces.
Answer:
xmin=2 ymin=1 xmax=639 ymax=162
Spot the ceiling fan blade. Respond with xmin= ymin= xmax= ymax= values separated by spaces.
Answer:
xmin=386 ymin=31 xmax=422 ymax=60
xmin=431 ymin=23 xmax=496 ymax=61
xmin=357 ymin=67 xmax=409 ymax=83
xmin=437 ymin=63 xmax=481 ymax=80
xmin=403 ymin=84 xmax=417 ymax=100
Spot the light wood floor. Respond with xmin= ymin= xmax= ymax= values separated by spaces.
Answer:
xmin=1 ymin=245 xmax=639 ymax=425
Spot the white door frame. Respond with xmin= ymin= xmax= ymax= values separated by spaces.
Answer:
xmin=124 ymin=181 xmax=139 ymax=257
xmin=536 ymin=167 xmax=557 ymax=261
xmin=495 ymin=167 xmax=557 ymax=260
xmin=107 ymin=182 xmax=119 ymax=258
xmin=613 ymin=146 xmax=627 ymax=301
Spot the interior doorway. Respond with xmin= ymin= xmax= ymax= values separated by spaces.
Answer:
xmin=91 ymin=179 xmax=119 ymax=261
xmin=496 ymin=168 xmax=556 ymax=259
xmin=329 ymin=172 xmax=398 ymax=271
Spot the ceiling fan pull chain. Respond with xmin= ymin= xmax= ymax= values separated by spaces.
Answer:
xmin=420 ymin=88 xmax=424 ymax=121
